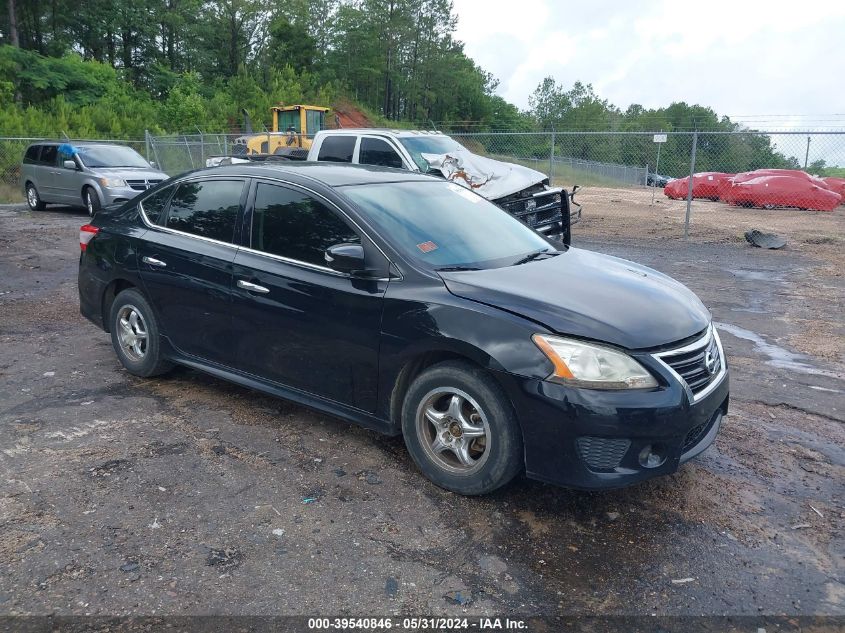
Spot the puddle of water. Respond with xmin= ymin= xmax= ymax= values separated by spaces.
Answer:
xmin=727 ymin=269 xmax=785 ymax=283
xmin=715 ymin=322 xmax=842 ymax=379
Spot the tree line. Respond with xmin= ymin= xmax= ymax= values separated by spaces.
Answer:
xmin=0 ymin=0 xmax=838 ymax=176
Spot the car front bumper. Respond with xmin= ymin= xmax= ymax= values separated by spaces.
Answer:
xmin=99 ymin=186 xmax=144 ymax=206
xmin=495 ymin=357 xmax=729 ymax=489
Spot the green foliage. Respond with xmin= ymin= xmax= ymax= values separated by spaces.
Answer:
xmin=0 ymin=0 xmax=838 ymax=181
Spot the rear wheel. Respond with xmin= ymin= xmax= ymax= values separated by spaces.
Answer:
xmin=83 ymin=186 xmax=101 ymax=217
xmin=401 ymin=361 xmax=522 ymax=495
xmin=26 ymin=183 xmax=46 ymax=210
xmin=109 ymin=288 xmax=173 ymax=377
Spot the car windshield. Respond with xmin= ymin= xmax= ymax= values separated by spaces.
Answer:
xmin=342 ymin=181 xmax=552 ymax=270
xmin=76 ymin=145 xmax=150 ymax=168
xmin=398 ymin=136 xmax=466 ymax=171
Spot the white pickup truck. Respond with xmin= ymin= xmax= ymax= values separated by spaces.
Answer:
xmin=209 ymin=128 xmax=579 ymax=244
xmin=307 ymin=129 xmax=578 ymax=245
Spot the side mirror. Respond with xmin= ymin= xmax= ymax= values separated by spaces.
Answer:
xmin=325 ymin=243 xmax=365 ymax=274
xmin=63 ymin=160 xmax=78 ymax=170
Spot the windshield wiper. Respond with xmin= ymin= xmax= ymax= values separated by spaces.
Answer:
xmin=436 ymin=265 xmax=480 ymax=272
xmin=512 ymin=249 xmax=557 ymax=266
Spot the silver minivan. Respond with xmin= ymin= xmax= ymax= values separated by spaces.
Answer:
xmin=22 ymin=142 xmax=169 ymax=216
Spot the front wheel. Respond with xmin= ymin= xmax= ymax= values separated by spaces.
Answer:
xmin=109 ymin=288 xmax=173 ymax=377
xmin=401 ymin=361 xmax=523 ymax=495
xmin=83 ymin=186 xmax=101 ymax=217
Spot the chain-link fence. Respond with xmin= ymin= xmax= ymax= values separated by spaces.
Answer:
xmin=3 ymin=131 xmax=843 ymax=237
xmin=446 ymin=130 xmax=845 ymax=236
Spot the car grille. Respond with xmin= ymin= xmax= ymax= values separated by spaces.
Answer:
xmin=497 ymin=189 xmax=563 ymax=228
xmin=126 ymin=179 xmax=163 ymax=191
xmin=576 ymin=437 xmax=631 ymax=470
xmin=657 ymin=328 xmax=723 ymax=397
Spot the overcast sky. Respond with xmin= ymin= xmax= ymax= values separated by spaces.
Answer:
xmin=452 ymin=0 xmax=845 ymax=131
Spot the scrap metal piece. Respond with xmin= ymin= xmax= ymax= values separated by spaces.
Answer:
xmin=745 ymin=229 xmax=786 ymax=249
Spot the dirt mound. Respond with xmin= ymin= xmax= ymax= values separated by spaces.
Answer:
xmin=332 ymin=100 xmax=373 ymax=129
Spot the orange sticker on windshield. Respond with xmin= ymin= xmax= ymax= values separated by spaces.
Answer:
xmin=417 ymin=241 xmax=438 ymax=253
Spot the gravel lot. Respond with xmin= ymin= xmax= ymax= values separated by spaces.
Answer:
xmin=0 ymin=199 xmax=842 ymax=618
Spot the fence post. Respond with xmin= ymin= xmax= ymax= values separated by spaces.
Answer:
xmin=549 ymin=129 xmax=555 ymax=184
xmin=684 ymin=131 xmax=698 ymax=240
xmin=196 ymin=127 xmax=204 ymax=167
xmin=184 ymin=135 xmax=195 ymax=169
xmin=150 ymin=133 xmax=163 ymax=172
xmin=144 ymin=129 xmax=150 ymax=162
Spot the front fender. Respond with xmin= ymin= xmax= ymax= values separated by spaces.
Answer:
xmin=376 ymin=282 xmax=554 ymax=422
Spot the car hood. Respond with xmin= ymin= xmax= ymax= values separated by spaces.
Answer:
xmin=90 ymin=167 xmax=169 ymax=181
xmin=439 ymin=248 xmax=711 ymax=350
xmin=420 ymin=149 xmax=547 ymax=200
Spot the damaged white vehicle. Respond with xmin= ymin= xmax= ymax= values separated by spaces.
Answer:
xmin=207 ymin=129 xmax=580 ymax=244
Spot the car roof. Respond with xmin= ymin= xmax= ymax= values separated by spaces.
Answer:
xmin=27 ymin=141 xmax=131 ymax=148
xmin=192 ymin=162 xmax=440 ymax=188
xmin=318 ymin=129 xmax=447 ymax=138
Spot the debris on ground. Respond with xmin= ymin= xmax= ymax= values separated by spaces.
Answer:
xmin=791 ymin=523 xmax=812 ymax=530
xmin=606 ymin=511 xmax=620 ymax=521
xmin=443 ymin=590 xmax=472 ymax=606
xmin=357 ymin=470 xmax=382 ymax=485
xmin=385 ymin=577 xmax=399 ymax=597
xmin=119 ymin=562 xmax=140 ymax=573
xmin=671 ymin=578 xmax=696 ymax=585
xmin=745 ymin=229 xmax=787 ymax=249
xmin=205 ymin=547 xmax=243 ymax=571
xmin=809 ymin=505 xmax=824 ymax=518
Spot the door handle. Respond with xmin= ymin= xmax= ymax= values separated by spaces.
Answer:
xmin=142 ymin=256 xmax=167 ymax=267
xmin=237 ymin=279 xmax=270 ymax=294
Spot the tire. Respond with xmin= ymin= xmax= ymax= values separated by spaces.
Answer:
xmin=25 ymin=182 xmax=46 ymax=211
xmin=401 ymin=360 xmax=523 ymax=495
xmin=83 ymin=186 xmax=101 ymax=217
xmin=109 ymin=288 xmax=173 ymax=377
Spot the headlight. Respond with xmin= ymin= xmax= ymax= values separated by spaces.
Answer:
xmin=532 ymin=334 xmax=658 ymax=390
xmin=99 ymin=177 xmax=127 ymax=188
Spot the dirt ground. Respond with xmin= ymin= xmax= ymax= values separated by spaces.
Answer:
xmin=0 ymin=196 xmax=843 ymax=620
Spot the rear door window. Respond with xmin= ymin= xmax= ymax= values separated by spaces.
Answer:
xmin=164 ymin=179 xmax=245 ymax=243
xmin=317 ymin=136 xmax=355 ymax=163
xmin=359 ymin=137 xmax=404 ymax=169
xmin=250 ymin=182 xmax=360 ymax=266
xmin=39 ymin=145 xmax=58 ymax=166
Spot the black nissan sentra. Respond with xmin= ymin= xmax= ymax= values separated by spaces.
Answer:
xmin=78 ymin=163 xmax=729 ymax=495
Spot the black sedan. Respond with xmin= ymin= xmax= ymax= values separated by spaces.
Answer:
xmin=78 ymin=163 xmax=729 ymax=495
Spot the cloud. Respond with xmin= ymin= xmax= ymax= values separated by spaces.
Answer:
xmin=452 ymin=0 xmax=845 ymax=128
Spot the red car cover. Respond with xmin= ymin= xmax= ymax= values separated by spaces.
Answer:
xmin=664 ymin=178 xmax=687 ymax=199
xmin=721 ymin=175 xmax=841 ymax=211
xmin=663 ymin=172 xmax=734 ymax=200
xmin=822 ymin=177 xmax=845 ymax=199
xmin=731 ymin=169 xmax=830 ymax=189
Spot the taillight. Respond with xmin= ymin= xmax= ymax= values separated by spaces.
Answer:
xmin=80 ymin=224 xmax=99 ymax=252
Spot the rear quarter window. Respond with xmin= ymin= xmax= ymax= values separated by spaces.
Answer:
xmin=317 ymin=136 xmax=355 ymax=163
xmin=139 ymin=185 xmax=174 ymax=225
xmin=23 ymin=145 xmax=41 ymax=164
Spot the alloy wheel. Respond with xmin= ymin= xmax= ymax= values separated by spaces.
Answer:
xmin=416 ymin=387 xmax=491 ymax=475
xmin=116 ymin=305 xmax=148 ymax=361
